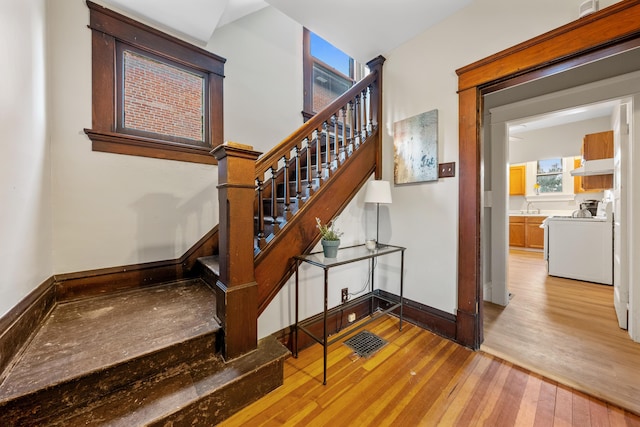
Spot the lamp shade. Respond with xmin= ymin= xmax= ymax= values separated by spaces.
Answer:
xmin=364 ymin=180 xmax=392 ymax=204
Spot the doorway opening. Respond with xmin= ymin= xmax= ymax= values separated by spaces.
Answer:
xmin=480 ymin=61 xmax=640 ymax=415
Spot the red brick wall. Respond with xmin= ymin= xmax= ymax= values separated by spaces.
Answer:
xmin=123 ymin=50 xmax=204 ymax=142
xmin=313 ymin=84 xmax=342 ymax=113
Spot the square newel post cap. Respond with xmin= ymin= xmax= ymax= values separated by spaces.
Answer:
xmin=211 ymin=141 xmax=262 ymax=161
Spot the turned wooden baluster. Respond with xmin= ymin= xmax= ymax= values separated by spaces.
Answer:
xmin=269 ymin=166 xmax=280 ymax=234
xmin=321 ymin=121 xmax=329 ymax=177
xmin=354 ymin=94 xmax=361 ymax=148
xmin=305 ymin=136 xmax=314 ymax=193
xmin=281 ymin=155 xmax=290 ymax=221
xmin=361 ymin=88 xmax=369 ymax=139
xmin=294 ymin=144 xmax=302 ymax=200
xmin=367 ymin=85 xmax=374 ymax=134
xmin=256 ymin=178 xmax=266 ymax=251
xmin=313 ymin=129 xmax=321 ymax=182
xmin=341 ymin=107 xmax=347 ymax=161
xmin=332 ymin=114 xmax=339 ymax=168
xmin=345 ymin=100 xmax=353 ymax=155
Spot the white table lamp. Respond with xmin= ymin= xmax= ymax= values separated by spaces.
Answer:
xmin=364 ymin=180 xmax=392 ymax=245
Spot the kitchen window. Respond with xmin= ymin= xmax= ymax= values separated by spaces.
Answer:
xmin=536 ymin=158 xmax=563 ymax=193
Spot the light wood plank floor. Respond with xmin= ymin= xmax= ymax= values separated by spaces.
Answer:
xmin=483 ymin=249 xmax=640 ymax=416
xmin=220 ymin=315 xmax=640 ymax=426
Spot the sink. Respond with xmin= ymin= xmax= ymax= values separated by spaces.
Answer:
xmin=509 ymin=210 xmax=544 ymax=216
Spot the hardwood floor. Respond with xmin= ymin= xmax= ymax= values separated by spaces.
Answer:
xmin=482 ymin=249 xmax=640 ymax=416
xmin=219 ymin=315 xmax=640 ymax=426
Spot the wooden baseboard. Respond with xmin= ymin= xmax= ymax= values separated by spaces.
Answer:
xmin=273 ymin=296 xmax=372 ymax=353
xmin=273 ymin=291 xmax=458 ymax=353
xmin=54 ymin=260 xmax=187 ymax=302
xmin=0 ymin=228 xmax=219 ymax=375
xmin=0 ymin=276 xmax=56 ymax=378
xmin=456 ymin=309 xmax=480 ymax=349
xmin=55 ymin=226 xmax=219 ymax=302
xmin=375 ymin=290 xmax=457 ymax=342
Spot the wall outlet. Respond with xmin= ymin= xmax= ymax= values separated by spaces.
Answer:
xmin=347 ymin=313 xmax=356 ymax=322
xmin=341 ymin=288 xmax=348 ymax=303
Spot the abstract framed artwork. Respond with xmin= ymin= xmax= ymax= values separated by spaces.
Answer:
xmin=393 ymin=109 xmax=438 ymax=184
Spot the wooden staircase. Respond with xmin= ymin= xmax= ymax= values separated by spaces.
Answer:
xmin=253 ymin=56 xmax=385 ymax=314
xmin=0 ymin=56 xmax=384 ymax=425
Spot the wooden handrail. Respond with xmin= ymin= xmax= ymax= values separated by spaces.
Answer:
xmin=252 ymin=57 xmax=384 ymax=253
xmin=255 ymin=70 xmax=378 ymax=175
xmin=250 ymin=56 xmax=385 ymax=313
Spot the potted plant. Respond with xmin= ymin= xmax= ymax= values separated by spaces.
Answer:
xmin=316 ymin=217 xmax=343 ymax=258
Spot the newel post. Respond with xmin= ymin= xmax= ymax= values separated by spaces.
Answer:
xmin=366 ymin=55 xmax=385 ymax=180
xmin=211 ymin=141 xmax=262 ymax=360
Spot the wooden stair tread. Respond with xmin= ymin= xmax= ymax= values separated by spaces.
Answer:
xmin=0 ymin=279 xmax=220 ymax=402
xmin=198 ymin=255 xmax=220 ymax=276
xmin=47 ymin=336 xmax=289 ymax=426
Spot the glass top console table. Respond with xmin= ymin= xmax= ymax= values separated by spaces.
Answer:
xmin=293 ymin=244 xmax=405 ymax=385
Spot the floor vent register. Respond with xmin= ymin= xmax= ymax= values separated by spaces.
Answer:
xmin=344 ymin=331 xmax=388 ymax=358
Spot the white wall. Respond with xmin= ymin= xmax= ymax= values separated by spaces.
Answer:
xmin=0 ymin=0 xmax=52 ymax=317
xmin=207 ymin=7 xmax=304 ymax=153
xmin=379 ymin=0 xmax=593 ymax=314
xmin=259 ymin=0 xmax=621 ymax=335
xmin=48 ymin=1 xmax=219 ymax=273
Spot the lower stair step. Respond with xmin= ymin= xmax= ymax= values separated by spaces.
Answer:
xmin=48 ymin=336 xmax=288 ymax=426
xmin=0 ymin=278 xmax=289 ymax=425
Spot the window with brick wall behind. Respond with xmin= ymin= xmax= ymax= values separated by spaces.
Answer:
xmin=123 ymin=50 xmax=204 ymax=142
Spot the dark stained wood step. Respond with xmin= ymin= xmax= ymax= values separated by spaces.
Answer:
xmin=0 ymin=279 xmax=221 ymax=424
xmin=46 ymin=336 xmax=288 ymax=426
xmin=197 ymin=255 xmax=220 ymax=288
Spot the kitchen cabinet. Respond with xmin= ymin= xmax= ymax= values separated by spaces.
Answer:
xmin=581 ymin=131 xmax=613 ymax=190
xmin=525 ymin=216 xmax=545 ymax=249
xmin=573 ymin=158 xmax=600 ymax=193
xmin=509 ymin=165 xmax=526 ymax=196
xmin=509 ymin=215 xmax=545 ymax=249
xmin=509 ymin=216 xmax=525 ymax=247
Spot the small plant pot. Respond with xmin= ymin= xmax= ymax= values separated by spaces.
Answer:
xmin=321 ymin=239 xmax=340 ymax=258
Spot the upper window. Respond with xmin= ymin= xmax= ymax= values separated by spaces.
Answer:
xmin=303 ymin=29 xmax=357 ymax=120
xmin=536 ymin=158 xmax=563 ymax=193
xmin=86 ymin=1 xmax=225 ymax=164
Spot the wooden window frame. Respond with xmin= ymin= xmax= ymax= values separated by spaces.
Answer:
xmin=116 ymin=45 xmax=209 ymax=147
xmin=85 ymin=1 xmax=225 ymax=165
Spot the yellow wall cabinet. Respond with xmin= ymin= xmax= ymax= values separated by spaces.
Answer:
xmin=509 ymin=165 xmax=526 ymax=196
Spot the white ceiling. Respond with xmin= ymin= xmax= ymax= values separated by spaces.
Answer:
xmin=98 ymin=0 xmax=472 ymax=62
xmin=509 ymin=100 xmax=619 ymax=136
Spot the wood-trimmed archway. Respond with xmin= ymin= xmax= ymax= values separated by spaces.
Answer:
xmin=455 ymin=0 xmax=640 ymax=349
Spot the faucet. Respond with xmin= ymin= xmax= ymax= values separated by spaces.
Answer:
xmin=526 ymin=201 xmax=540 ymax=214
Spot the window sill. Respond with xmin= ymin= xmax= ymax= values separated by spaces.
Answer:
xmin=525 ymin=193 xmax=576 ymax=202
xmin=84 ymin=129 xmax=217 ymax=165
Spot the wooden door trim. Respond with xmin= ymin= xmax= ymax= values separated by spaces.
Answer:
xmin=455 ymin=0 xmax=640 ymax=349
